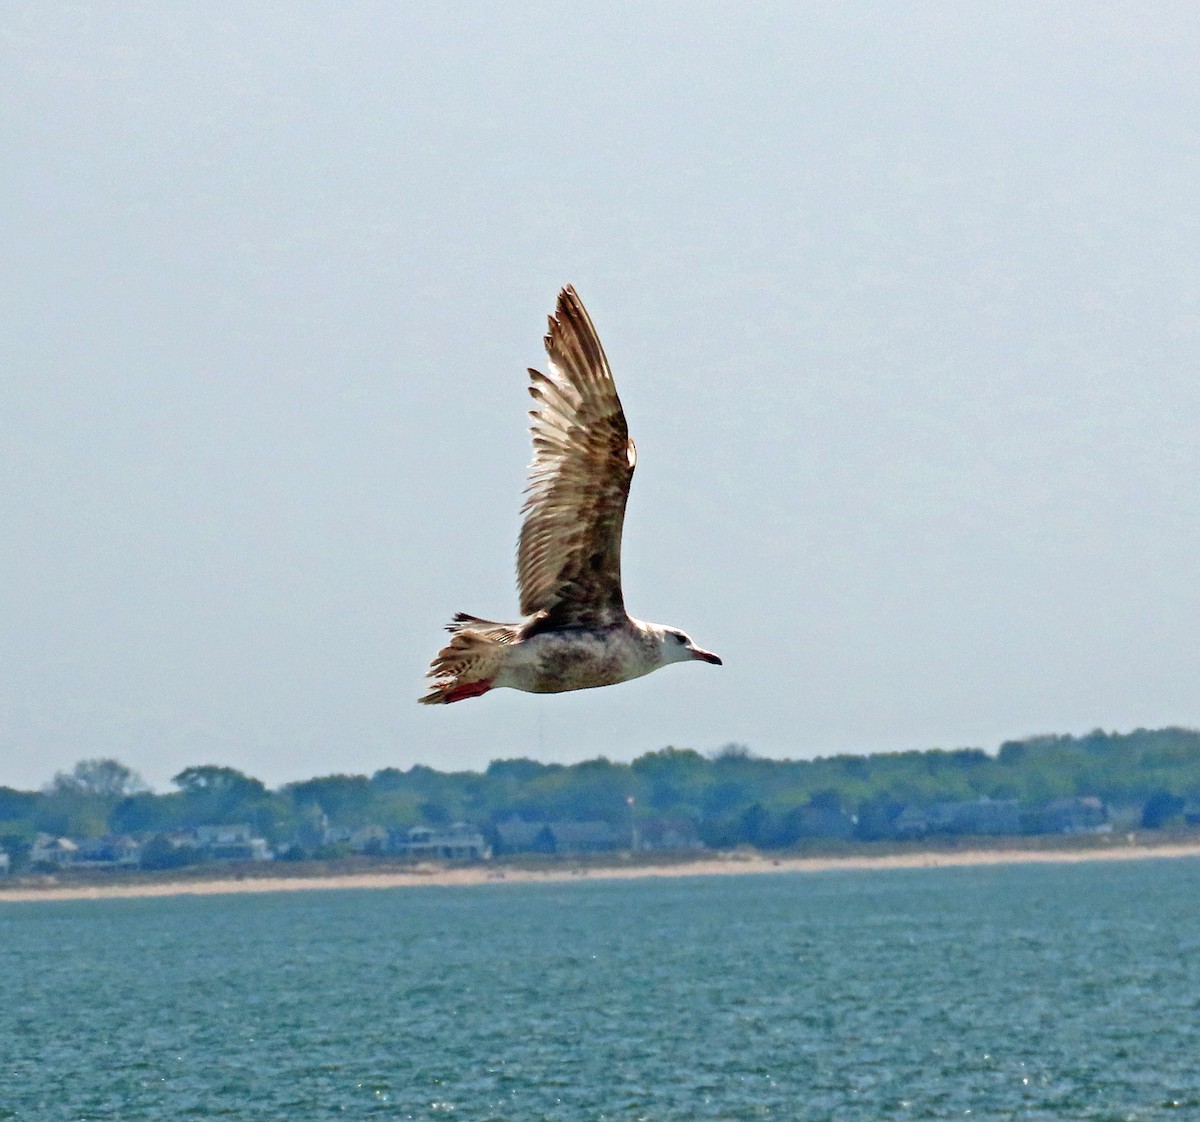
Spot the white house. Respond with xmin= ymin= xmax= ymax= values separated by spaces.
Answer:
xmin=74 ymin=836 xmax=142 ymax=868
xmin=391 ymin=823 xmax=489 ymax=860
xmin=30 ymin=835 xmax=78 ymax=868
xmin=193 ymin=824 xmax=273 ymax=861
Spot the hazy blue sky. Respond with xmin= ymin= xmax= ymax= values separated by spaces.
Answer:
xmin=3 ymin=4 xmax=1198 ymax=791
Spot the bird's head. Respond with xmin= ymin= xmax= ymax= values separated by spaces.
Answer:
xmin=659 ymin=626 xmax=723 ymax=667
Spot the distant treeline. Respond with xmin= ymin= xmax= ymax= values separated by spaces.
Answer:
xmin=3 ymin=727 xmax=1200 ymax=862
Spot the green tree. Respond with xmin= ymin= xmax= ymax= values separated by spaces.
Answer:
xmin=109 ymin=793 xmax=184 ymax=836
xmin=36 ymin=759 xmax=147 ymax=838
xmin=171 ymin=765 xmax=274 ymax=832
xmin=631 ymin=747 xmax=707 ymax=813
xmin=1142 ymin=791 xmax=1185 ymax=829
xmin=140 ymin=834 xmax=200 ymax=870
xmin=48 ymin=759 xmax=148 ymax=799
xmin=172 ymin=765 xmax=266 ymax=799
xmin=0 ymin=787 xmax=38 ymax=819
xmin=284 ymin=775 xmax=372 ymax=824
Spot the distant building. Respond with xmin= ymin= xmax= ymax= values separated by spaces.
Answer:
xmin=30 ymin=835 xmax=78 ymax=868
xmin=493 ymin=818 xmax=549 ymax=854
xmin=1104 ymin=802 xmax=1145 ymax=832
xmin=1038 ymin=797 xmax=1109 ymax=835
xmin=74 ymin=836 xmax=142 ymax=868
xmin=0 ymin=851 xmax=10 ymax=876
xmin=390 ymin=823 xmax=489 ymax=860
xmin=192 ymin=824 xmax=273 ymax=861
xmin=894 ymin=799 xmax=1021 ymax=839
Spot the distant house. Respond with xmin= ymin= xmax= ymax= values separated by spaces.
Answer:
xmin=30 ymin=835 xmax=78 ymax=868
xmin=1104 ymin=801 xmax=1145 ymax=832
xmin=1038 ymin=797 xmax=1109 ymax=835
xmin=391 ymin=823 xmax=489 ymax=860
xmin=895 ymin=799 xmax=1021 ymax=839
xmin=493 ymin=818 xmax=548 ymax=853
xmin=890 ymin=805 xmax=930 ymax=838
xmin=193 ymin=824 xmax=273 ymax=861
xmin=945 ymin=798 xmax=1019 ymax=836
xmin=494 ymin=818 xmax=618 ymax=855
xmin=74 ymin=836 xmax=142 ymax=868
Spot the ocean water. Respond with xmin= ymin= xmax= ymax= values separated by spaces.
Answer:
xmin=2 ymin=859 xmax=1200 ymax=1121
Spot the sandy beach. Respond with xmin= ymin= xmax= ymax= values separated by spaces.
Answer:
xmin=3 ymin=837 xmax=1200 ymax=903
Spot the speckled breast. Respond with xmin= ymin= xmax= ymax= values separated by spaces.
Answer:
xmin=522 ymin=628 xmax=654 ymax=694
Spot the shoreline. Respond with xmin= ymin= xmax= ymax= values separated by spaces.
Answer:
xmin=4 ymin=837 xmax=1200 ymax=903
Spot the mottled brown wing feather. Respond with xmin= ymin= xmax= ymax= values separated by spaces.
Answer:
xmin=517 ymin=286 xmax=636 ymax=629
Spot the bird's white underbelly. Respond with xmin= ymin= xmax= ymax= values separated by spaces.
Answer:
xmin=496 ymin=630 xmax=654 ymax=694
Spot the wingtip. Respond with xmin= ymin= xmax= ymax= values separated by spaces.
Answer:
xmin=555 ymin=284 xmax=583 ymax=319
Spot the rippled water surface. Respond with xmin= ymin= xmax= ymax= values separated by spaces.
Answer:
xmin=3 ymin=858 xmax=1200 ymax=1120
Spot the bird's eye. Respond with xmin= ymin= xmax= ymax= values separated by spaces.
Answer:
xmin=675 ymin=632 xmax=688 ymax=644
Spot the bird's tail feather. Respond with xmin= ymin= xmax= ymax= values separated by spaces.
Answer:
xmin=419 ymin=614 xmax=516 ymax=704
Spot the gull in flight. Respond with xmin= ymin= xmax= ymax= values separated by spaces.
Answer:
xmin=420 ymin=285 xmax=721 ymax=704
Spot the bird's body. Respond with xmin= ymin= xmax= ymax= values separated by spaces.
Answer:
xmin=420 ymin=286 xmax=720 ymax=705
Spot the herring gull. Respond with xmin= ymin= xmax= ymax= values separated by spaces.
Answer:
xmin=420 ymin=286 xmax=721 ymax=704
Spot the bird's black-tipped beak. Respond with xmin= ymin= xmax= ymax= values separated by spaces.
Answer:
xmin=691 ymin=646 xmax=722 ymax=666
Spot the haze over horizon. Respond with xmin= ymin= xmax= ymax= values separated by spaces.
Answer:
xmin=4 ymin=5 xmax=1199 ymax=792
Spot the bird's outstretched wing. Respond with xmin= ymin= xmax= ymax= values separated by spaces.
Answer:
xmin=517 ymin=286 xmax=636 ymax=630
